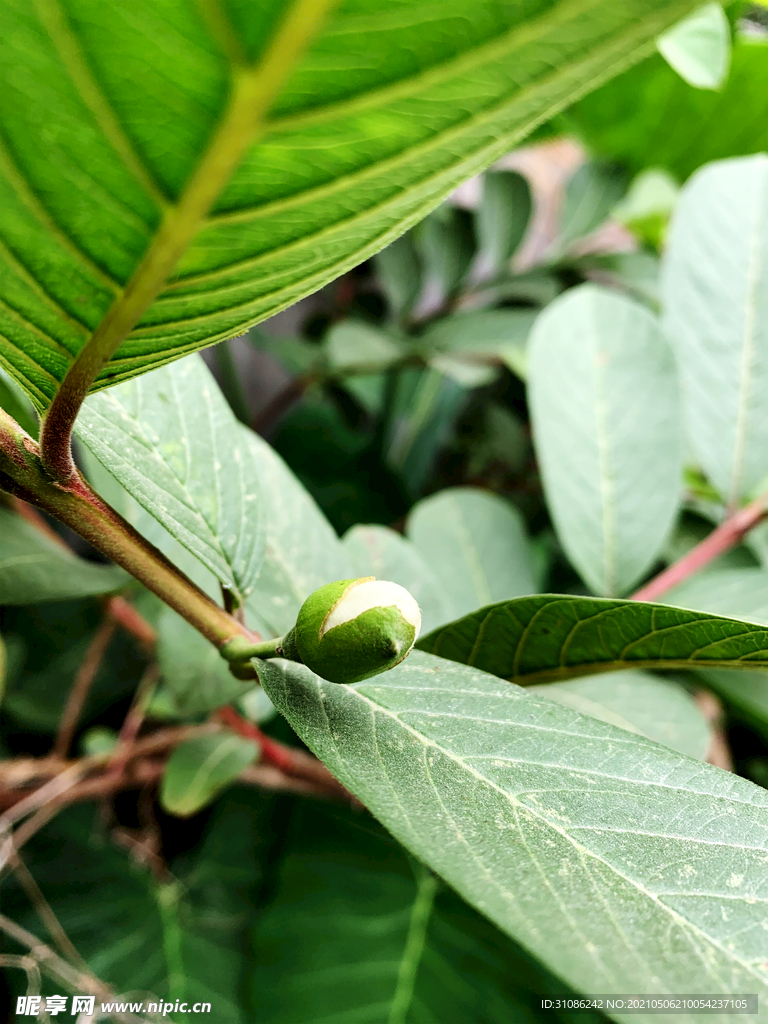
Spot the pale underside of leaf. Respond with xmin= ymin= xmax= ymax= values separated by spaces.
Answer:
xmin=260 ymin=652 xmax=768 ymax=1010
xmin=76 ymin=356 xmax=265 ymax=602
xmin=527 ymin=284 xmax=681 ymax=597
xmin=407 ymin=487 xmax=537 ymax=622
xmin=661 ymin=154 xmax=768 ymax=506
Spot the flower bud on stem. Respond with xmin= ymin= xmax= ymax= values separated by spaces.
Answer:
xmin=221 ymin=577 xmax=422 ymax=685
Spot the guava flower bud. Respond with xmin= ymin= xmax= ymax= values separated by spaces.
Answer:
xmin=283 ymin=577 xmax=421 ymax=684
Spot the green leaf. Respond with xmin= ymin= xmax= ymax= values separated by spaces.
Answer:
xmin=77 ymin=354 xmax=265 ymax=604
xmin=343 ymin=523 xmax=450 ymax=634
xmin=260 ymin=651 xmax=768 ymax=1003
xmin=417 ymin=206 xmax=475 ymax=302
xmin=0 ymin=0 xmax=709 ymax=405
xmin=406 ymin=487 xmax=536 ymax=621
xmin=0 ymin=366 xmax=38 ymax=436
xmin=553 ymin=161 xmax=627 ymax=255
xmin=418 ymin=309 xmax=536 ymax=380
xmin=323 ymin=321 xmax=401 ymax=375
xmin=374 ymin=233 xmax=423 ymax=323
xmin=251 ymin=799 xmax=607 ymax=1024
xmin=80 ymin=397 xmax=344 ymax=646
xmin=657 ymin=2 xmax=731 ymax=90
xmin=565 ymin=36 xmax=768 ymax=183
xmin=528 ymin=284 xmax=682 ymax=596
xmin=612 ymin=167 xmax=679 ymax=249
xmin=530 ymin=669 xmax=710 ymax=758
xmin=477 ymin=170 xmax=532 ymax=274
xmin=161 ymin=733 xmax=258 ymax=818
xmin=0 ymin=506 xmax=125 ymax=604
xmin=417 ymin=593 xmax=768 ymax=684
xmin=386 ymin=367 xmax=469 ymax=497
xmin=662 ymin=154 xmax=768 ymax=506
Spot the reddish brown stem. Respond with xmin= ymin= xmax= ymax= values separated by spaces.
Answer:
xmin=105 ymin=596 xmax=158 ymax=651
xmin=631 ymin=489 xmax=768 ymax=603
xmin=218 ymin=704 xmax=351 ymax=797
xmin=218 ymin=704 xmax=296 ymax=773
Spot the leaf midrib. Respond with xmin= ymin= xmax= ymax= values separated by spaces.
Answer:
xmin=158 ymin=0 xmax=697 ymax=299
xmin=342 ymin=680 xmax=768 ymax=987
xmin=37 ymin=0 xmax=337 ymax=461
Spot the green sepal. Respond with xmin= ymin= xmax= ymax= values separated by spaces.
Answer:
xmin=296 ymin=579 xmax=416 ymax=684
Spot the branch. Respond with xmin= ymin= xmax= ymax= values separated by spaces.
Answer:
xmin=39 ymin=0 xmax=338 ymax=481
xmin=0 ymin=408 xmax=253 ymax=649
xmin=631 ymin=489 xmax=768 ymax=603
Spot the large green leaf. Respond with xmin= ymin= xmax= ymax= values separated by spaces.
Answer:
xmin=260 ymin=651 xmax=768 ymax=1007
xmin=417 ymin=593 xmax=768 ymax=684
xmin=528 ymin=284 xmax=682 ymax=597
xmin=0 ymin=505 xmax=125 ymax=604
xmin=76 ymin=355 xmax=265 ymax=604
xmin=79 ymin=392 xmax=351 ymax=640
xmin=662 ymin=154 xmax=768 ymax=505
xmin=0 ymin=0 xmax=708 ymax=406
xmin=251 ymin=799 xmax=608 ymax=1024
xmin=564 ymin=36 xmax=768 ymax=182
xmin=406 ymin=487 xmax=537 ymax=621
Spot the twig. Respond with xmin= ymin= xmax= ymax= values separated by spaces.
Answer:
xmin=631 ymin=489 xmax=768 ymax=603
xmin=106 ymin=663 xmax=161 ymax=780
xmin=53 ymin=616 xmax=118 ymax=759
xmin=0 ymin=913 xmax=149 ymax=1024
xmin=105 ymin=596 xmax=158 ymax=652
xmin=9 ymin=851 xmax=90 ymax=971
xmin=1 ymin=763 xmax=88 ymax=829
